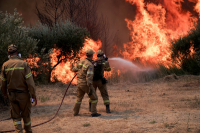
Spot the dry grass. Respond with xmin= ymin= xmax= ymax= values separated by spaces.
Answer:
xmin=0 ymin=75 xmax=200 ymax=133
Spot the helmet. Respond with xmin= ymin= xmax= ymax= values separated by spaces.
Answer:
xmin=86 ymin=49 xmax=95 ymax=56
xmin=8 ymin=44 xmax=18 ymax=53
xmin=97 ymin=50 xmax=104 ymax=57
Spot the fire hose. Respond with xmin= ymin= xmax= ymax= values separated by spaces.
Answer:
xmin=0 ymin=58 xmax=106 ymax=133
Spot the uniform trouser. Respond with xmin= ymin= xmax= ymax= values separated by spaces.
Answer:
xmin=8 ymin=91 xmax=32 ymax=133
xmin=73 ymin=85 xmax=98 ymax=115
xmin=93 ymin=80 xmax=110 ymax=105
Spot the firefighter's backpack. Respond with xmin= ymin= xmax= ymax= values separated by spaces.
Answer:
xmin=93 ymin=61 xmax=103 ymax=81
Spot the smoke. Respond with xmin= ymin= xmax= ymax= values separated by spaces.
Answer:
xmin=0 ymin=0 xmax=199 ymax=48
xmin=97 ymin=0 xmax=137 ymax=49
xmin=0 ymin=0 xmax=41 ymax=25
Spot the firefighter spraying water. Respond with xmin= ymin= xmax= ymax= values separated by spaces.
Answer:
xmin=92 ymin=50 xmax=112 ymax=113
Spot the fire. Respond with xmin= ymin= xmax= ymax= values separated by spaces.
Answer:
xmin=79 ymin=38 xmax=102 ymax=60
xmin=121 ymin=0 xmax=199 ymax=67
xmin=27 ymin=0 xmax=200 ymax=83
xmin=26 ymin=54 xmax=41 ymax=76
xmin=26 ymin=54 xmax=40 ymax=68
xmin=195 ymin=0 xmax=200 ymax=15
xmin=50 ymin=38 xmax=102 ymax=84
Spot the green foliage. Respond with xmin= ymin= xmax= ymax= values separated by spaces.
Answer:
xmin=0 ymin=9 xmax=38 ymax=67
xmin=149 ymin=120 xmax=156 ymax=124
xmin=39 ymin=95 xmax=50 ymax=103
xmin=83 ymin=123 xmax=91 ymax=127
xmin=28 ymin=21 xmax=89 ymax=83
xmin=171 ymin=19 xmax=200 ymax=74
xmin=54 ymin=21 xmax=89 ymax=58
xmin=171 ymin=20 xmax=200 ymax=59
xmin=0 ymin=10 xmax=38 ymax=104
xmin=181 ymin=57 xmax=200 ymax=75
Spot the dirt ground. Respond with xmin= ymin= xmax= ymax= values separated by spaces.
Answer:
xmin=0 ymin=75 xmax=200 ymax=133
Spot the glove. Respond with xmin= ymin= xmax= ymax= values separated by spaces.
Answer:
xmin=32 ymin=97 xmax=37 ymax=106
xmin=105 ymin=57 xmax=108 ymax=61
xmin=103 ymin=54 xmax=108 ymax=61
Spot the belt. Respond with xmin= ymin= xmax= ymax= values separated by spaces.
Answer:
xmin=8 ymin=89 xmax=28 ymax=93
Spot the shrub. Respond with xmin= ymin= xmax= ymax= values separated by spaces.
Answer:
xmin=171 ymin=19 xmax=200 ymax=75
xmin=0 ymin=9 xmax=38 ymax=105
xmin=28 ymin=21 xmax=89 ymax=83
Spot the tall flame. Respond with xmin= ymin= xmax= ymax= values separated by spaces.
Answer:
xmin=122 ymin=0 xmax=199 ymax=67
xmin=27 ymin=0 xmax=200 ymax=84
xmin=195 ymin=0 xmax=200 ymax=15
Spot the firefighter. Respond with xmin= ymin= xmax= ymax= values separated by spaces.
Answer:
xmin=72 ymin=49 xmax=101 ymax=117
xmin=0 ymin=44 xmax=37 ymax=133
xmin=90 ymin=50 xmax=111 ymax=113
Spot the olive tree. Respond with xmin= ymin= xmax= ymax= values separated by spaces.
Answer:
xmin=28 ymin=20 xmax=89 ymax=82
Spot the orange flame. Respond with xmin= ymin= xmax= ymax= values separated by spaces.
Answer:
xmin=27 ymin=0 xmax=200 ymax=83
xmin=50 ymin=38 xmax=102 ymax=84
xmin=195 ymin=0 xmax=200 ymax=15
xmin=26 ymin=55 xmax=40 ymax=68
xmin=26 ymin=54 xmax=41 ymax=76
xmin=122 ymin=0 xmax=198 ymax=67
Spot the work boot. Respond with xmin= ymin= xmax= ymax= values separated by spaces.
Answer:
xmin=24 ymin=125 xmax=32 ymax=133
xmin=13 ymin=119 xmax=23 ymax=133
xmin=106 ymin=105 xmax=111 ymax=113
xmin=73 ymin=103 xmax=81 ymax=116
xmin=91 ymin=113 xmax=101 ymax=117
xmin=89 ymin=102 xmax=91 ymax=112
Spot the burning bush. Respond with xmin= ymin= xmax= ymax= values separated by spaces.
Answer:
xmin=28 ymin=21 xmax=90 ymax=83
xmin=171 ymin=19 xmax=200 ymax=75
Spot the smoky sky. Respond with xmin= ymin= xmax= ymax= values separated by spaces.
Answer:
xmin=0 ymin=0 xmax=40 ymax=24
xmin=0 ymin=0 xmax=199 ymax=48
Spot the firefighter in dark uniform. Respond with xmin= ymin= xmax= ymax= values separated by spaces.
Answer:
xmin=72 ymin=49 xmax=101 ymax=117
xmin=0 ymin=44 xmax=37 ymax=133
xmin=90 ymin=50 xmax=111 ymax=113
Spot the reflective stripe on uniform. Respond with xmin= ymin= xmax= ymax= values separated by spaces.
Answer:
xmin=78 ymin=63 xmax=83 ymax=66
xmin=14 ymin=121 xmax=22 ymax=125
xmin=87 ymin=71 xmax=93 ymax=74
xmin=0 ymin=75 xmax=6 ymax=81
xmin=89 ymin=98 xmax=92 ymax=102
xmin=25 ymin=72 xmax=32 ymax=79
xmin=78 ymin=63 xmax=87 ymax=68
xmin=24 ymin=121 xmax=31 ymax=126
xmin=91 ymin=100 xmax=98 ymax=103
xmin=104 ymin=100 xmax=110 ymax=103
xmin=76 ymin=101 xmax=81 ymax=104
xmin=5 ymin=67 xmax=24 ymax=71
xmin=102 ymin=63 xmax=105 ymax=65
